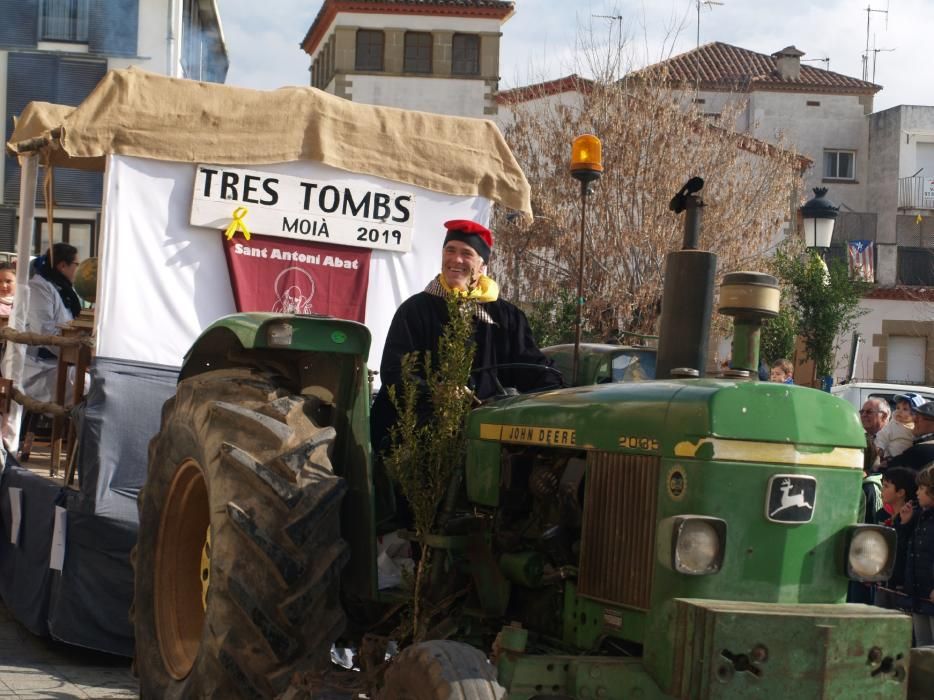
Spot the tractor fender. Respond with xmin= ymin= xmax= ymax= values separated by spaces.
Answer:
xmin=179 ymin=312 xmax=371 ymax=383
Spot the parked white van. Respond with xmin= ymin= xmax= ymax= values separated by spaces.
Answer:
xmin=831 ymin=381 xmax=934 ymax=410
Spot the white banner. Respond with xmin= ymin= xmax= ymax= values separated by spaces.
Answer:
xmin=96 ymin=156 xmax=491 ymax=374
xmin=190 ymin=165 xmax=415 ymax=252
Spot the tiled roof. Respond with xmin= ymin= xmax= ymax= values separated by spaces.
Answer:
xmin=496 ymin=74 xmax=594 ymax=104
xmin=302 ymin=0 xmax=515 ymax=54
xmin=637 ymin=42 xmax=881 ymax=95
xmin=497 ymin=77 xmax=811 ymax=172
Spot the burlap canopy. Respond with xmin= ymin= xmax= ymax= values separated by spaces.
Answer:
xmin=6 ymin=68 xmax=531 ymax=217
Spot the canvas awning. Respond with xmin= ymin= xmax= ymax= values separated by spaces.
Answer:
xmin=6 ymin=67 xmax=531 ymax=217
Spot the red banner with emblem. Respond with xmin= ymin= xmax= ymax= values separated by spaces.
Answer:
xmin=223 ymin=234 xmax=371 ymax=321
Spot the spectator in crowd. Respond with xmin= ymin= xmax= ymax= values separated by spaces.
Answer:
xmin=875 ymin=467 xmax=919 ymax=610
xmin=899 ymin=464 xmax=934 ymax=645
xmin=769 ymin=358 xmax=794 ymax=384
xmin=0 ymin=262 xmax=15 ymax=317
xmin=21 ymin=243 xmax=81 ymax=404
xmin=860 ymin=397 xmax=891 ymax=440
xmin=757 ymin=358 xmax=770 ymax=381
xmin=888 ymin=401 xmax=934 ymax=472
xmin=876 ymin=393 xmax=924 ymax=464
xmin=860 ymin=397 xmax=891 ymax=472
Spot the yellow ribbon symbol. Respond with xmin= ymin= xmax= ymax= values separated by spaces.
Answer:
xmin=224 ymin=206 xmax=251 ymax=241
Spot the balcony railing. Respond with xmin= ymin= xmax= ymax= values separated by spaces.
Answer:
xmin=898 ymin=175 xmax=934 ymax=210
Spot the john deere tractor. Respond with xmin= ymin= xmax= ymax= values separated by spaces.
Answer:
xmin=133 ymin=185 xmax=915 ymax=699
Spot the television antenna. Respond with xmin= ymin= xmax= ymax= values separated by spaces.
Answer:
xmin=593 ymin=14 xmax=624 ymax=79
xmin=870 ymin=39 xmax=895 ymax=84
xmin=861 ymin=2 xmax=889 ymax=81
xmin=802 ymin=57 xmax=830 ymax=70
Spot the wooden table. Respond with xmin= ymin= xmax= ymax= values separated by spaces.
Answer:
xmin=50 ymin=311 xmax=94 ymax=480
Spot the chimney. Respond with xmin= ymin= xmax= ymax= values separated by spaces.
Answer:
xmin=772 ymin=46 xmax=804 ymax=80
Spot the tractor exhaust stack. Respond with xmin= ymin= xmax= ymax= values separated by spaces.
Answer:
xmin=655 ymin=177 xmax=717 ymax=379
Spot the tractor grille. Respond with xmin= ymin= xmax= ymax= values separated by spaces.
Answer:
xmin=578 ymin=452 xmax=660 ymax=609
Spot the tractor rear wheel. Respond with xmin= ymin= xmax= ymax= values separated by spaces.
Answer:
xmin=133 ymin=369 xmax=349 ymax=699
xmin=380 ymin=640 xmax=505 ymax=699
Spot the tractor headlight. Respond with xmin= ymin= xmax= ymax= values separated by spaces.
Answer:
xmin=668 ymin=516 xmax=727 ymax=575
xmin=846 ymin=525 xmax=895 ymax=582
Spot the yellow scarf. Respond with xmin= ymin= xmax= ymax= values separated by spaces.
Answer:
xmin=437 ymin=273 xmax=499 ymax=302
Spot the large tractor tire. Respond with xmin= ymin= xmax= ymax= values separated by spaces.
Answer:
xmin=380 ymin=641 xmax=506 ymax=699
xmin=133 ymin=369 xmax=349 ymax=699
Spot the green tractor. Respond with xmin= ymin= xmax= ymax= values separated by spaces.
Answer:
xmin=132 ymin=189 xmax=915 ymax=699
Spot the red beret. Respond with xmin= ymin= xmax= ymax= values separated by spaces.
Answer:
xmin=443 ymin=219 xmax=494 ymax=262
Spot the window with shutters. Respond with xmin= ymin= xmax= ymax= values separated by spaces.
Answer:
xmin=404 ymin=32 xmax=432 ymax=73
xmin=0 ymin=0 xmax=40 ymax=48
xmin=897 ymin=247 xmax=934 ymax=285
xmin=0 ymin=209 xmax=15 ymax=253
xmin=87 ymin=0 xmax=140 ymax=57
xmin=40 ymin=0 xmax=89 ymax=42
xmin=452 ymin=34 xmax=480 ymax=76
xmin=355 ymin=30 xmax=384 ymax=71
xmin=5 ymin=53 xmax=106 ymax=208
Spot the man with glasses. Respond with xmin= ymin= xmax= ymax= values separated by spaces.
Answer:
xmin=860 ymin=398 xmax=891 ymax=440
xmin=857 ymin=398 xmax=890 ymax=475
xmin=888 ymin=401 xmax=934 ymax=472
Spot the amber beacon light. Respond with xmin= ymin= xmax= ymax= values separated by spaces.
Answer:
xmin=569 ymin=134 xmax=603 ymax=384
xmin=570 ymin=134 xmax=603 ymax=181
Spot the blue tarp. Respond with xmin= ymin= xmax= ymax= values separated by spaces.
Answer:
xmin=0 ymin=357 xmax=178 ymax=656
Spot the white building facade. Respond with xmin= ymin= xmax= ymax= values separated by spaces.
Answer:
xmin=0 ymin=0 xmax=228 ymax=257
xmin=301 ymin=0 xmax=514 ymax=118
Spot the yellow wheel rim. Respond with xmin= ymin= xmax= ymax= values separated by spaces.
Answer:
xmin=154 ymin=459 xmax=210 ymax=681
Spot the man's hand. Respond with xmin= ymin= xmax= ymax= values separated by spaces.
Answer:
xmin=461 ymin=385 xmax=481 ymax=406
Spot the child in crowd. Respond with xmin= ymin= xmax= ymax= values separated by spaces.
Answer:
xmin=874 ymin=467 xmax=919 ymax=610
xmin=899 ymin=464 xmax=934 ymax=645
xmin=769 ymin=358 xmax=794 ymax=384
xmin=0 ymin=262 xmax=15 ymax=317
xmin=877 ymin=393 xmax=924 ymax=463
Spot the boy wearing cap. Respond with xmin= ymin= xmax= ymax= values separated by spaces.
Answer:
xmin=888 ymin=399 xmax=934 ymax=471
xmin=370 ymin=219 xmax=555 ymax=453
xmin=876 ymin=393 xmax=923 ymax=463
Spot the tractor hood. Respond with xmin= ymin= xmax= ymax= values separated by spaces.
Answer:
xmin=468 ymin=379 xmax=866 ymax=465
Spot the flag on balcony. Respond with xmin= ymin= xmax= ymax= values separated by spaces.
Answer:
xmin=847 ymin=240 xmax=874 ymax=282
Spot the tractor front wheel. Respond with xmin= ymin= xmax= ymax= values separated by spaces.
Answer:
xmin=133 ymin=369 xmax=349 ymax=698
xmin=380 ymin=640 xmax=505 ymax=699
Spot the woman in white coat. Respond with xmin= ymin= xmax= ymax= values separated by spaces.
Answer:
xmin=21 ymin=243 xmax=82 ymax=404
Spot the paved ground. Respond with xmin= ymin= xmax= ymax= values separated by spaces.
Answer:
xmin=0 ymin=602 xmax=137 ymax=699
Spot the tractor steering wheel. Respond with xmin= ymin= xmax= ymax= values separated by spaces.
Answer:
xmin=469 ymin=362 xmax=566 ymax=401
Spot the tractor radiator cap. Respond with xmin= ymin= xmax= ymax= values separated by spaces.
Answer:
xmin=670 ymin=367 xmax=700 ymax=378
xmin=722 ymin=369 xmax=752 ymax=379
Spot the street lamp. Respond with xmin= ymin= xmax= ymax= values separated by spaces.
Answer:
xmin=569 ymin=134 xmax=603 ymax=384
xmin=800 ymin=186 xmax=839 ymax=250
xmin=798 ymin=186 xmax=840 ymax=392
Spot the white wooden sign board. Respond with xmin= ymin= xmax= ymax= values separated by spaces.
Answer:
xmin=190 ymin=165 xmax=416 ymax=252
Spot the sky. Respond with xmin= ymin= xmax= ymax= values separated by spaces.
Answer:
xmin=219 ymin=0 xmax=933 ymax=112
